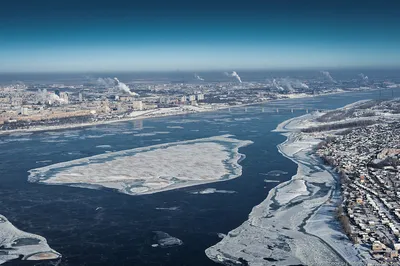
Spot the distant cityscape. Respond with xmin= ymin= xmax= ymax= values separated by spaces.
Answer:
xmin=0 ymin=71 xmax=398 ymax=132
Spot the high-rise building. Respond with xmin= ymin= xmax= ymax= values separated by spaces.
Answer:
xmin=20 ymin=106 xmax=29 ymax=115
xmin=188 ymin=95 xmax=196 ymax=101
xmin=196 ymin=94 xmax=205 ymax=101
xmin=78 ymin=92 xmax=83 ymax=102
xmin=100 ymin=99 xmax=111 ymax=113
xmin=132 ymin=101 xmax=143 ymax=111
xmin=159 ymin=96 xmax=171 ymax=104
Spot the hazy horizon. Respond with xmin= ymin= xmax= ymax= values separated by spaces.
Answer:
xmin=1 ymin=0 xmax=400 ymax=72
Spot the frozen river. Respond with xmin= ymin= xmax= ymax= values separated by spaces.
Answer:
xmin=0 ymin=89 xmax=394 ymax=265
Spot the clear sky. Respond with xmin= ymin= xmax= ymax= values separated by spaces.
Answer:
xmin=1 ymin=0 xmax=400 ymax=72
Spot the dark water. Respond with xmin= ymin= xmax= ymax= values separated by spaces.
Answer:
xmin=0 ymin=89 xmax=396 ymax=266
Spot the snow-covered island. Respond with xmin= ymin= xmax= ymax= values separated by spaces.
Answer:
xmin=0 ymin=214 xmax=61 ymax=265
xmin=28 ymin=135 xmax=252 ymax=195
xmin=205 ymin=111 xmax=365 ymax=265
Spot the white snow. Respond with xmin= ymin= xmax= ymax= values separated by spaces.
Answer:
xmin=96 ymin=145 xmax=112 ymax=148
xmin=166 ymin=126 xmax=184 ymax=129
xmin=205 ymin=115 xmax=363 ymax=266
xmin=133 ymin=131 xmax=170 ymax=137
xmin=0 ymin=215 xmax=61 ymax=264
xmin=152 ymin=231 xmax=183 ymax=248
xmin=28 ymin=135 xmax=252 ymax=196
xmin=190 ymin=188 xmax=237 ymax=194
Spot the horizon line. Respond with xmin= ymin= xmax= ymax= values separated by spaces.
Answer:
xmin=1 ymin=66 xmax=400 ymax=75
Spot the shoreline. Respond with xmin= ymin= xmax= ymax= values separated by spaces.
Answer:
xmin=0 ymin=89 xmax=363 ymax=136
xmin=205 ymin=113 xmax=363 ymax=265
xmin=0 ymin=214 xmax=61 ymax=265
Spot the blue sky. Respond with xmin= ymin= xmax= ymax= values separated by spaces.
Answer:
xmin=1 ymin=0 xmax=400 ymax=72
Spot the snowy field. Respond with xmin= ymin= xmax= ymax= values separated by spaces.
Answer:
xmin=206 ymin=114 xmax=363 ymax=265
xmin=0 ymin=214 xmax=61 ymax=265
xmin=28 ymin=135 xmax=252 ymax=195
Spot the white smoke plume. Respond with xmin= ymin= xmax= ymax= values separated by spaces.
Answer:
xmin=272 ymin=79 xmax=284 ymax=91
xmin=113 ymin=78 xmax=139 ymax=96
xmin=320 ymin=71 xmax=336 ymax=83
xmin=292 ymin=80 xmax=310 ymax=89
xmin=358 ymin=73 xmax=368 ymax=81
xmin=194 ymin=73 xmax=204 ymax=81
xmin=95 ymin=77 xmax=116 ymax=88
xmin=37 ymin=89 xmax=65 ymax=104
xmin=93 ymin=77 xmax=139 ymax=96
xmin=280 ymin=78 xmax=294 ymax=91
xmin=224 ymin=71 xmax=242 ymax=83
xmin=49 ymin=93 xmax=65 ymax=103
xmin=268 ymin=78 xmax=310 ymax=91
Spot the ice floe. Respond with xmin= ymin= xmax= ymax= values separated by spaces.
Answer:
xmin=28 ymin=135 xmax=252 ymax=196
xmin=151 ymin=231 xmax=183 ymax=248
xmin=155 ymin=207 xmax=180 ymax=211
xmin=167 ymin=119 xmax=200 ymax=124
xmin=190 ymin=188 xmax=237 ymax=194
xmin=262 ymin=170 xmax=288 ymax=177
xmin=133 ymin=131 xmax=170 ymax=137
xmin=96 ymin=145 xmax=112 ymax=149
xmin=0 ymin=215 xmax=61 ymax=265
xmin=166 ymin=126 xmax=184 ymax=129
xmin=36 ymin=160 xmax=53 ymax=164
xmin=263 ymin=179 xmax=280 ymax=183
xmin=7 ymin=132 xmax=33 ymax=137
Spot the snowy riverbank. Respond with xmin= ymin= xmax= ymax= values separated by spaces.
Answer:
xmin=0 ymin=214 xmax=61 ymax=265
xmin=205 ymin=114 xmax=364 ymax=265
xmin=0 ymin=89 xmax=356 ymax=136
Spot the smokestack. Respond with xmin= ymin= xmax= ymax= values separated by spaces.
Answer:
xmin=224 ymin=71 xmax=242 ymax=83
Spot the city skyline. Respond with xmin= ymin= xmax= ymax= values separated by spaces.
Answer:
xmin=1 ymin=0 xmax=400 ymax=72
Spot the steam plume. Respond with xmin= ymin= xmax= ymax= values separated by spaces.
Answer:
xmin=268 ymin=78 xmax=310 ymax=91
xmin=320 ymin=71 xmax=336 ymax=83
xmin=358 ymin=73 xmax=368 ymax=81
xmin=93 ymin=77 xmax=139 ymax=96
xmin=113 ymin=78 xmax=139 ymax=96
xmin=280 ymin=78 xmax=293 ymax=91
xmin=272 ymin=79 xmax=284 ymax=91
xmin=293 ymin=80 xmax=310 ymax=89
xmin=224 ymin=71 xmax=242 ymax=83
xmin=37 ymin=89 xmax=65 ymax=104
xmin=95 ymin=77 xmax=115 ymax=87
xmin=194 ymin=73 xmax=204 ymax=81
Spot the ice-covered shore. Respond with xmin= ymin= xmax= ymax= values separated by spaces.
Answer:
xmin=205 ymin=114 xmax=363 ymax=265
xmin=0 ymin=214 xmax=61 ymax=265
xmin=28 ymin=135 xmax=252 ymax=195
